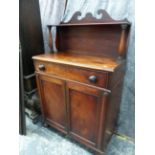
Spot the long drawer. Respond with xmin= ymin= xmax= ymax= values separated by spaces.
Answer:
xmin=34 ymin=60 xmax=109 ymax=88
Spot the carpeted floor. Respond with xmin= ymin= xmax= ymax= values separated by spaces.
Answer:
xmin=19 ymin=117 xmax=134 ymax=155
xmin=19 ymin=117 xmax=93 ymax=155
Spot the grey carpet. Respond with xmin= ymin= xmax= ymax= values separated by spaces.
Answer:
xmin=19 ymin=117 xmax=134 ymax=155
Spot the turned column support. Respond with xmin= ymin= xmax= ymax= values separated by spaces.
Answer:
xmin=118 ymin=24 xmax=128 ymax=61
xmin=47 ymin=26 xmax=53 ymax=52
xmin=47 ymin=26 xmax=58 ymax=52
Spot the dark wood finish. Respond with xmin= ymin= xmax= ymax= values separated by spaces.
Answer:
xmin=118 ymin=24 xmax=129 ymax=60
xmin=48 ymin=10 xmax=130 ymax=59
xmin=67 ymin=82 xmax=101 ymax=146
xmin=33 ymin=59 xmax=109 ymax=88
xmin=37 ymin=74 xmax=67 ymax=134
xmin=66 ymin=81 xmax=109 ymax=148
xmin=33 ymin=10 xmax=130 ymax=155
xmin=57 ymin=25 xmax=123 ymax=59
xmin=33 ymin=53 xmax=119 ymax=72
xmin=102 ymin=62 xmax=126 ymax=149
xmin=47 ymin=26 xmax=53 ymax=51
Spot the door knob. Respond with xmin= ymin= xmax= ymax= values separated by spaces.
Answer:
xmin=89 ymin=75 xmax=97 ymax=83
xmin=38 ymin=64 xmax=45 ymax=71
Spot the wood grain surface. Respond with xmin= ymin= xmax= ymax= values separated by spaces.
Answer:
xmin=33 ymin=52 xmax=120 ymax=72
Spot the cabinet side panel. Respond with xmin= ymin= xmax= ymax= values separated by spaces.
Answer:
xmin=103 ymin=63 xmax=125 ymax=149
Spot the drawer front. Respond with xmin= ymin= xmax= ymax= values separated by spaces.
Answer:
xmin=34 ymin=60 xmax=108 ymax=88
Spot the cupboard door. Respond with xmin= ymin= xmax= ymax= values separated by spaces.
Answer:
xmin=66 ymin=81 xmax=107 ymax=147
xmin=37 ymin=74 xmax=67 ymax=134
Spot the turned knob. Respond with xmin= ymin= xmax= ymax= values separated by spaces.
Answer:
xmin=38 ymin=64 xmax=45 ymax=71
xmin=89 ymin=75 xmax=97 ymax=83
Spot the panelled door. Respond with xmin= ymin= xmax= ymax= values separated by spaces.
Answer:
xmin=36 ymin=74 xmax=67 ymax=134
xmin=66 ymin=81 xmax=107 ymax=147
xmin=36 ymin=74 xmax=108 ymax=148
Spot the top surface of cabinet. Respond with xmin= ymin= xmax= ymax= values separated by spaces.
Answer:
xmin=32 ymin=52 xmax=120 ymax=72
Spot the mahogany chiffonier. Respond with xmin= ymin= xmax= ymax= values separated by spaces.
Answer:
xmin=32 ymin=10 xmax=130 ymax=155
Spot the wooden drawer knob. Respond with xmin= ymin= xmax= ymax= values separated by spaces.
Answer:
xmin=38 ymin=64 xmax=45 ymax=71
xmin=89 ymin=75 xmax=97 ymax=83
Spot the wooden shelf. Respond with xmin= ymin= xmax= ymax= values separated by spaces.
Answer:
xmin=32 ymin=52 xmax=120 ymax=72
